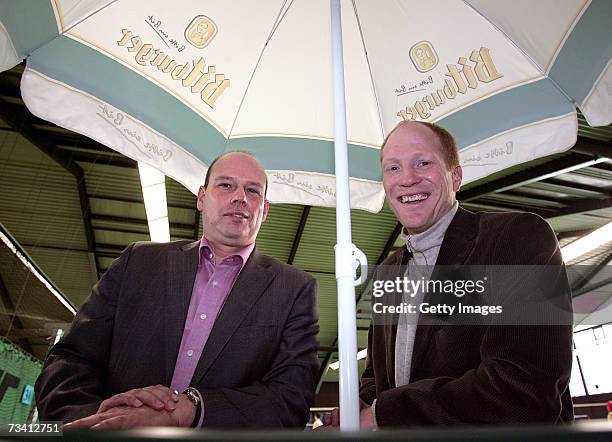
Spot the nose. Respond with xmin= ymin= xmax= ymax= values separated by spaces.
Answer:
xmin=399 ymin=167 xmax=421 ymax=187
xmin=231 ymin=186 xmax=248 ymax=205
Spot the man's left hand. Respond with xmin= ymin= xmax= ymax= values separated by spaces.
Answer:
xmin=97 ymin=385 xmax=179 ymax=413
xmin=359 ymin=406 xmax=376 ymax=430
xmin=64 ymin=394 xmax=196 ymax=430
xmin=64 ymin=406 xmax=176 ymax=430
xmin=316 ymin=402 xmax=376 ymax=431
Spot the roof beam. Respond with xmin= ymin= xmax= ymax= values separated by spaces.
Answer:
xmin=0 ymin=97 xmax=100 ymax=281
xmin=0 ymin=274 xmax=33 ymax=354
xmin=1 ymin=328 xmax=57 ymax=339
xmin=0 ymin=100 xmax=80 ymax=174
xmin=288 ymin=206 xmax=310 ymax=265
xmin=302 ymin=270 xmax=335 ymax=276
xmin=193 ymin=207 xmax=201 ymax=241
xmin=40 ymin=132 xmax=114 ymax=151
xmin=543 ymin=178 xmax=612 ymax=197
xmin=572 ymin=323 xmax=612 ymax=334
xmin=87 ymin=194 xmax=194 ymax=210
xmin=358 ymin=221 xmax=403 ymax=306
xmin=458 ymin=153 xmax=608 ymax=202
xmin=69 ymin=151 xmax=136 ymax=169
xmin=92 ymin=214 xmax=194 ymax=231
xmin=464 ymin=198 xmax=553 ymax=217
xmin=557 ymin=228 xmax=596 ymax=241
xmin=573 ymin=274 xmax=612 ymax=298
xmin=545 ymin=197 xmax=612 ymax=219
xmin=571 ymin=250 xmax=612 ymax=293
xmin=590 ymin=162 xmax=612 ymax=173
xmin=377 ymin=222 xmax=402 ymax=265
xmin=499 ymin=189 xmax=570 ymax=205
xmin=90 ymin=225 xmax=149 ymax=236
xmin=316 ymin=352 xmax=333 ymax=394
xmin=19 ymin=243 xmax=89 ymax=253
xmin=0 ymin=310 xmax=70 ymax=323
xmin=96 ymin=243 xmax=129 ymax=252
xmin=571 ymin=137 xmax=612 ymax=159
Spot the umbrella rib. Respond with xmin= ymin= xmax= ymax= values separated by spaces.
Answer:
xmin=20 ymin=0 xmax=122 ymax=60
xmin=351 ymin=0 xmax=386 ymax=142
xmin=266 ymin=0 xmax=295 ymax=46
xmin=225 ymin=0 xmax=296 ymax=143
xmin=57 ymin=0 xmax=123 ymax=35
xmin=459 ymin=0 xmax=545 ymax=74
xmin=460 ymin=0 xmax=578 ymax=106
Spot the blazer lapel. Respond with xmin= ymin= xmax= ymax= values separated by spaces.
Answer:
xmin=164 ymin=241 xmax=200 ymax=384
xmin=190 ymin=250 xmax=278 ymax=386
xmin=410 ymin=207 xmax=478 ymax=380
xmin=434 ymin=207 xmax=478 ymax=267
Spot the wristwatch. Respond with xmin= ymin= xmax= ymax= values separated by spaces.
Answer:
xmin=181 ymin=387 xmax=201 ymax=427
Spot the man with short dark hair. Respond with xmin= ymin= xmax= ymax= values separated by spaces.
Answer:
xmin=324 ymin=121 xmax=573 ymax=429
xmin=36 ymin=151 xmax=319 ymax=429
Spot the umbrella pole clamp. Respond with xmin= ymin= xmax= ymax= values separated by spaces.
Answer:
xmin=334 ymin=243 xmax=368 ymax=287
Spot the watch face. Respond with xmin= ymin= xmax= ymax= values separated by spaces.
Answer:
xmin=183 ymin=388 xmax=200 ymax=406
xmin=182 ymin=388 xmax=202 ymax=428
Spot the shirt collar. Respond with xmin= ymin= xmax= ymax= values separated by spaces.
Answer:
xmin=199 ymin=237 xmax=255 ymax=270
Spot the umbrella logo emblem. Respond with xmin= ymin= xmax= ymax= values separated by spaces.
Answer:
xmin=410 ymin=41 xmax=438 ymax=73
xmin=185 ymin=15 xmax=218 ymax=49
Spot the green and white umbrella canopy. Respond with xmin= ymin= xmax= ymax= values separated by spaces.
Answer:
xmin=1 ymin=0 xmax=610 ymax=212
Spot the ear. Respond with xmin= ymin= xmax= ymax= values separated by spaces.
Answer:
xmin=451 ymin=165 xmax=462 ymax=192
xmin=261 ymin=199 xmax=270 ymax=223
xmin=196 ymin=186 xmax=206 ymax=211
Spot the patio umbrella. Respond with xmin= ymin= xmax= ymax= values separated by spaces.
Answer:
xmin=1 ymin=0 xmax=611 ymax=430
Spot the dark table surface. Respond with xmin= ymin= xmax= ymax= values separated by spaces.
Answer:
xmin=1 ymin=421 xmax=612 ymax=441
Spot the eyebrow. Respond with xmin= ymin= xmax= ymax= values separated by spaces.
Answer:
xmin=214 ymin=176 xmax=264 ymax=189
xmin=381 ymin=157 xmax=400 ymax=164
xmin=383 ymin=152 xmax=433 ymax=162
xmin=214 ymin=175 xmax=234 ymax=182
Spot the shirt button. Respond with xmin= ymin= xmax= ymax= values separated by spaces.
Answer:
xmin=200 ymin=313 xmax=207 ymax=320
xmin=187 ymin=350 xmax=194 ymax=357
xmin=212 ymin=280 xmax=218 ymax=287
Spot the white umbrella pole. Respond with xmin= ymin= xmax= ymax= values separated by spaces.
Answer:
xmin=331 ymin=0 xmax=360 ymax=431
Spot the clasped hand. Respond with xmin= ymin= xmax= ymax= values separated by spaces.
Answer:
xmin=64 ymin=385 xmax=195 ymax=430
xmin=315 ymin=400 xmax=376 ymax=431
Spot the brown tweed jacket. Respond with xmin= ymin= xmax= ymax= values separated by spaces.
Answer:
xmin=360 ymin=207 xmax=573 ymax=427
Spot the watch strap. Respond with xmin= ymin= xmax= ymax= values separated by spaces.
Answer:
xmin=182 ymin=387 xmax=204 ymax=427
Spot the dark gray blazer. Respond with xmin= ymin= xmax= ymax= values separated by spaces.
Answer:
xmin=35 ymin=240 xmax=319 ymax=428
xmin=360 ymin=208 xmax=573 ymax=427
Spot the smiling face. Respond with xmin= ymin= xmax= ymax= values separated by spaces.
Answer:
xmin=197 ymin=152 xmax=269 ymax=253
xmin=381 ymin=122 xmax=462 ymax=235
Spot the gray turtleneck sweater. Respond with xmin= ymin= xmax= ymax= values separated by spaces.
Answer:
xmin=370 ymin=202 xmax=459 ymax=426
xmin=394 ymin=201 xmax=458 ymax=386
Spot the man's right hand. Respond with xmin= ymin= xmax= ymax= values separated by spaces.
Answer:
xmin=323 ymin=407 xmax=340 ymax=427
xmin=98 ymin=385 xmax=180 ymax=413
xmin=321 ymin=399 xmax=369 ymax=428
